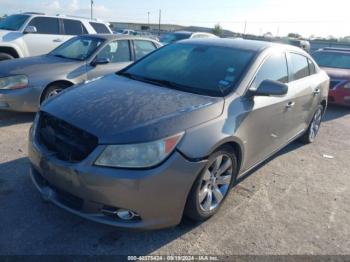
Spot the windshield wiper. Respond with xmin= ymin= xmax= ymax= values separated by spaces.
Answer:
xmin=118 ymin=72 xmax=139 ymax=80
xmin=53 ymin=54 xmax=69 ymax=59
xmin=118 ymin=72 xmax=207 ymax=94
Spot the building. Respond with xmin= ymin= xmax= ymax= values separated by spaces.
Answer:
xmin=109 ymin=22 xmax=236 ymax=37
xmin=109 ymin=22 xmax=183 ymax=34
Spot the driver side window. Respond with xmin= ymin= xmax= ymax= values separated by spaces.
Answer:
xmin=251 ymin=53 xmax=289 ymax=90
xmin=96 ymin=40 xmax=131 ymax=63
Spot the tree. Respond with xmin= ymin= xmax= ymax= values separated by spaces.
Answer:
xmin=288 ymin=33 xmax=301 ymax=39
xmin=213 ymin=24 xmax=223 ymax=37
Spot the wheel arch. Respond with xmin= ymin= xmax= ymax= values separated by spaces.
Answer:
xmin=207 ymin=137 xmax=245 ymax=173
xmin=0 ymin=46 xmax=20 ymax=58
xmin=40 ymin=80 xmax=75 ymax=103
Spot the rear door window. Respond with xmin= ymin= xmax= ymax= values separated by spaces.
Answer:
xmin=133 ymin=40 xmax=157 ymax=60
xmin=251 ymin=53 xmax=289 ymax=90
xmin=27 ymin=17 xmax=60 ymax=34
xmin=289 ymin=53 xmax=310 ymax=81
xmin=63 ymin=19 xmax=87 ymax=35
xmin=96 ymin=40 xmax=131 ymax=62
xmin=89 ymin=22 xmax=110 ymax=34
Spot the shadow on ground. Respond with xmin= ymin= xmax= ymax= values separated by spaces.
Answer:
xmin=0 ymin=157 xmax=201 ymax=255
xmin=0 ymin=111 xmax=35 ymax=128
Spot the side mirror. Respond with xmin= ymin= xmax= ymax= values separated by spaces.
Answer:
xmin=252 ymin=79 xmax=288 ymax=97
xmin=91 ymin=57 xmax=110 ymax=66
xmin=24 ymin=26 xmax=37 ymax=34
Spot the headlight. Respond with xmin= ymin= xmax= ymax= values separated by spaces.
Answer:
xmin=95 ymin=133 xmax=184 ymax=168
xmin=0 ymin=75 xmax=28 ymax=90
xmin=344 ymin=82 xmax=350 ymax=89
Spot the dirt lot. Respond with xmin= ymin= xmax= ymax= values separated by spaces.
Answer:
xmin=0 ymin=106 xmax=349 ymax=255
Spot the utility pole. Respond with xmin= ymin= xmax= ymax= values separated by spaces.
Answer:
xmin=158 ymin=9 xmax=161 ymax=36
xmin=243 ymin=21 xmax=247 ymax=35
xmin=147 ymin=12 xmax=150 ymax=26
xmin=91 ymin=0 xmax=94 ymax=20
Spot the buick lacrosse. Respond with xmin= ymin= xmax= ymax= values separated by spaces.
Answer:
xmin=29 ymin=39 xmax=329 ymax=229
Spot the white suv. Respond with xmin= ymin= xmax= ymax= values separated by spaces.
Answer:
xmin=0 ymin=12 xmax=112 ymax=61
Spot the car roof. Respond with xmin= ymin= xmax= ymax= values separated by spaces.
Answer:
xmin=171 ymin=31 xmax=193 ymax=35
xmin=80 ymin=34 xmax=159 ymax=42
xmin=177 ymin=38 xmax=302 ymax=53
xmin=317 ymin=47 xmax=350 ymax=53
xmin=19 ymin=12 xmax=108 ymax=23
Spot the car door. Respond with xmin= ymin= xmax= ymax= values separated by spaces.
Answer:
xmin=237 ymin=52 xmax=293 ymax=169
xmin=87 ymin=40 xmax=133 ymax=80
xmin=23 ymin=17 xmax=63 ymax=56
xmin=285 ymin=52 xmax=319 ymax=140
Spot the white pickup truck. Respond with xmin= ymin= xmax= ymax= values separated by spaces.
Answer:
xmin=0 ymin=12 xmax=112 ymax=61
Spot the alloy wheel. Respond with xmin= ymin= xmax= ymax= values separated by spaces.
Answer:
xmin=198 ymin=154 xmax=233 ymax=212
xmin=47 ymin=88 xmax=63 ymax=98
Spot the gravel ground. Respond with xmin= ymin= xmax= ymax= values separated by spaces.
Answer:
xmin=0 ymin=105 xmax=349 ymax=255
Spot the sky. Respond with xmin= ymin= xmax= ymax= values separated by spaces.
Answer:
xmin=0 ymin=0 xmax=349 ymax=38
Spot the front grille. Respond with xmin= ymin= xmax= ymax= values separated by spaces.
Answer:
xmin=38 ymin=112 xmax=98 ymax=163
xmin=33 ymin=167 xmax=84 ymax=210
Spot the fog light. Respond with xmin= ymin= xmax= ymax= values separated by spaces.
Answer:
xmin=116 ymin=209 xmax=137 ymax=220
xmin=101 ymin=206 xmax=139 ymax=221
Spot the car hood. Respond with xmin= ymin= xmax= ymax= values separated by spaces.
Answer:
xmin=41 ymin=74 xmax=225 ymax=144
xmin=0 ymin=55 xmax=83 ymax=78
xmin=321 ymin=67 xmax=350 ymax=80
xmin=0 ymin=29 xmax=10 ymax=38
xmin=0 ymin=29 xmax=23 ymax=42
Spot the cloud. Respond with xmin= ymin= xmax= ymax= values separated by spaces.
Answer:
xmin=0 ymin=0 xmax=113 ymax=21
xmin=47 ymin=0 xmax=61 ymax=10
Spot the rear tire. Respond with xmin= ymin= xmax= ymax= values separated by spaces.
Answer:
xmin=184 ymin=146 xmax=238 ymax=222
xmin=299 ymin=105 xmax=324 ymax=144
xmin=0 ymin=53 xmax=14 ymax=61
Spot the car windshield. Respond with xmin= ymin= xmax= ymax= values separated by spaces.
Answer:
xmin=313 ymin=51 xmax=350 ymax=69
xmin=0 ymin=14 xmax=30 ymax=31
xmin=50 ymin=36 xmax=105 ymax=61
xmin=160 ymin=33 xmax=190 ymax=44
xmin=119 ymin=43 xmax=255 ymax=97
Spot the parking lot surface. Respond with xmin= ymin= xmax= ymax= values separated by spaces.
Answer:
xmin=0 ymin=106 xmax=349 ymax=255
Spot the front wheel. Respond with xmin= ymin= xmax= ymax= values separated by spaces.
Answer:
xmin=41 ymin=83 xmax=71 ymax=104
xmin=184 ymin=146 xmax=238 ymax=221
xmin=0 ymin=53 xmax=14 ymax=61
xmin=299 ymin=105 xmax=323 ymax=144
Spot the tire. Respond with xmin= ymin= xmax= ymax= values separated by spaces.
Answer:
xmin=41 ymin=83 xmax=71 ymax=104
xmin=299 ymin=105 xmax=324 ymax=144
xmin=184 ymin=146 xmax=238 ymax=221
xmin=0 ymin=52 xmax=14 ymax=61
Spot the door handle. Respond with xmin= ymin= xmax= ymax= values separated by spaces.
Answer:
xmin=313 ymin=88 xmax=321 ymax=95
xmin=286 ymin=101 xmax=295 ymax=108
xmin=53 ymin=39 xmax=63 ymax=42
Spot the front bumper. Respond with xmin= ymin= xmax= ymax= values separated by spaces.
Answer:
xmin=28 ymin=138 xmax=206 ymax=230
xmin=328 ymin=88 xmax=350 ymax=106
xmin=0 ymin=86 xmax=41 ymax=112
